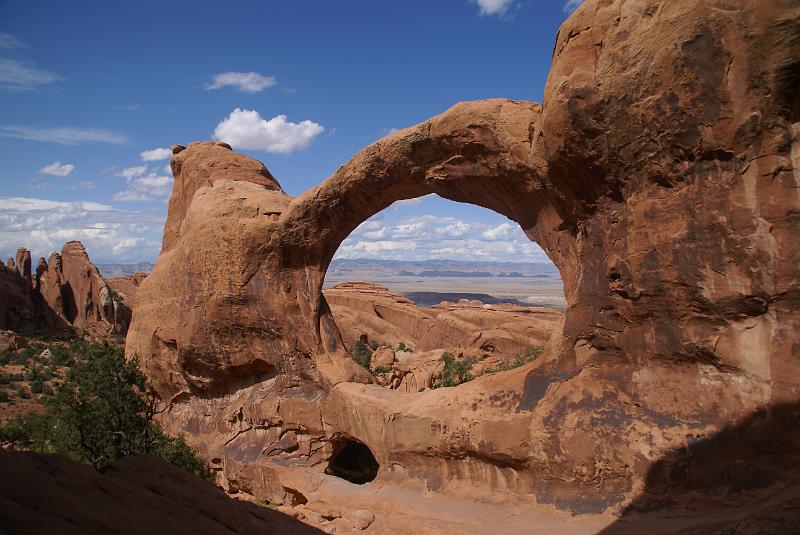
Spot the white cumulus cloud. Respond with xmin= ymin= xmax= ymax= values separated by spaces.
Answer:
xmin=213 ymin=108 xmax=324 ymax=154
xmin=474 ymin=0 xmax=514 ymax=16
xmin=333 ymin=213 xmax=550 ymax=263
xmin=140 ymin=147 xmax=172 ymax=161
xmin=113 ymin=173 xmax=173 ymax=202
xmin=116 ymin=165 xmax=148 ymax=178
xmin=481 ymin=222 xmax=513 ymax=240
xmin=38 ymin=161 xmax=75 ymax=177
xmin=205 ymin=71 xmax=277 ymax=93
xmin=0 ymin=195 xmax=164 ymax=263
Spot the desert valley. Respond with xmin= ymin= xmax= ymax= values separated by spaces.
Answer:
xmin=1 ymin=0 xmax=800 ymax=534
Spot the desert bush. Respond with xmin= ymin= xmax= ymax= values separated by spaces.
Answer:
xmin=349 ymin=340 xmax=372 ymax=369
xmin=0 ymin=389 xmax=9 ymax=403
xmin=29 ymin=377 xmax=45 ymax=394
xmin=373 ymin=366 xmax=390 ymax=374
xmin=0 ymin=350 xmax=11 ymax=365
xmin=15 ymin=384 xmax=28 ymax=398
xmin=49 ymin=345 xmax=74 ymax=366
xmin=487 ymin=346 xmax=544 ymax=373
xmin=24 ymin=365 xmax=41 ymax=382
xmin=396 ymin=342 xmax=412 ymax=352
xmin=439 ymin=352 xmax=477 ymax=387
xmin=0 ymin=372 xmax=22 ymax=385
xmin=0 ymin=342 xmax=211 ymax=480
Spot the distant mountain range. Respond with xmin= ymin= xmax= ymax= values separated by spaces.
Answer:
xmin=96 ymin=262 xmax=154 ymax=278
xmin=97 ymin=258 xmax=559 ymax=280
xmin=327 ymin=258 xmax=558 ymax=279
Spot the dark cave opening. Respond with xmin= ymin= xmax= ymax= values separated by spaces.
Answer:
xmin=325 ymin=439 xmax=379 ymax=484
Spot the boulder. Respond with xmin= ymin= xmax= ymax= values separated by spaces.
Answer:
xmin=0 ymin=330 xmax=27 ymax=352
xmin=369 ymin=346 xmax=395 ymax=371
xmin=344 ymin=509 xmax=374 ymax=530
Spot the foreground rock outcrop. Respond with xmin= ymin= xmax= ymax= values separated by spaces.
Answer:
xmin=0 ymin=450 xmax=321 ymax=535
xmin=125 ymin=0 xmax=800 ymax=523
xmin=1 ymin=241 xmax=130 ymax=336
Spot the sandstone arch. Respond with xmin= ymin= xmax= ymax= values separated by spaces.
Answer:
xmin=127 ymin=0 xmax=800 ymax=515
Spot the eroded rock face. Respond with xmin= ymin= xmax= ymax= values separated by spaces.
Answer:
xmin=0 ymin=263 xmax=37 ymax=330
xmin=0 ymin=241 xmax=130 ymax=336
xmin=127 ymin=0 xmax=800 ymax=517
xmin=106 ymin=272 xmax=148 ymax=310
xmin=40 ymin=241 xmax=130 ymax=335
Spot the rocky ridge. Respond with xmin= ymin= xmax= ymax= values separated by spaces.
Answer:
xmin=1 ymin=241 xmax=131 ymax=337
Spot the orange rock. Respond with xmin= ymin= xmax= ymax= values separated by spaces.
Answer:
xmin=125 ymin=0 xmax=800 ymax=519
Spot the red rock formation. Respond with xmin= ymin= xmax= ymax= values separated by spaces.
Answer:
xmin=126 ymin=0 xmax=800 ymax=519
xmin=15 ymin=247 xmax=31 ymax=285
xmin=325 ymin=281 xmax=559 ymax=357
xmin=0 ymin=241 xmax=131 ymax=336
xmin=47 ymin=241 xmax=130 ymax=335
xmin=0 ymin=263 xmax=36 ymax=330
xmin=106 ymin=272 xmax=148 ymax=310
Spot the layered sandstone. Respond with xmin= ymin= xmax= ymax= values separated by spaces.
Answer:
xmin=126 ymin=0 xmax=800 ymax=524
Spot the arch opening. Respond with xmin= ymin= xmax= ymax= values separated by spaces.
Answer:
xmin=326 ymin=438 xmax=379 ymax=484
xmin=321 ymin=194 xmax=565 ymax=390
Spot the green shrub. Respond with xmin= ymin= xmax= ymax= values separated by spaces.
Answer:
xmin=373 ymin=366 xmax=390 ymax=374
xmin=0 ymin=390 xmax=9 ymax=403
xmin=0 ymin=342 xmax=211 ymax=481
xmin=15 ymin=384 xmax=28 ymax=398
xmin=24 ymin=366 xmax=41 ymax=382
xmin=439 ymin=352 xmax=477 ymax=387
xmin=396 ymin=341 xmax=412 ymax=352
xmin=349 ymin=340 xmax=372 ymax=369
xmin=0 ymin=350 xmax=12 ymax=365
xmin=487 ymin=346 xmax=544 ymax=373
xmin=369 ymin=340 xmax=379 ymax=351
xmin=29 ymin=377 xmax=45 ymax=394
xmin=0 ymin=373 xmax=22 ymax=385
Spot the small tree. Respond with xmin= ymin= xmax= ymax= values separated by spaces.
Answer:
xmin=349 ymin=340 xmax=372 ymax=369
xmin=0 ymin=342 xmax=210 ymax=480
xmin=439 ymin=352 xmax=477 ymax=387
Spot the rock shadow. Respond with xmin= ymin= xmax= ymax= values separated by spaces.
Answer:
xmin=598 ymin=401 xmax=800 ymax=534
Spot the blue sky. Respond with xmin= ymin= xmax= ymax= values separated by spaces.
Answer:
xmin=0 ymin=0 xmax=580 ymax=264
